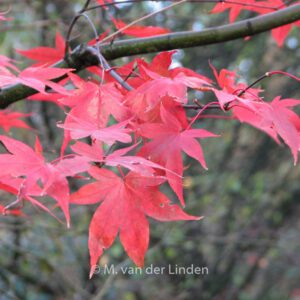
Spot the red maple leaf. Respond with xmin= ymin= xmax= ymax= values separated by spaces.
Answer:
xmin=232 ymin=97 xmax=300 ymax=164
xmin=138 ymin=105 xmax=218 ymax=204
xmin=210 ymin=62 xmax=262 ymax=102
xmin=0 ymin=176 xmax=60 ymax=220
xmin=139 ymin=51 xmax=212 ymax=86
xmin=210 ymin=0 xmax=300 ymax=46
xmin=61 ymin=73 xmax=131 ymax=126
xmin=271 ymin=20 xmax=300 ymax=47
xmin=210 ymin=64 xmax=300 ymax=162
xmin=210 ymin=0 xmax=280 ymax=23
xmin=17 ymin=32 xmax=66 ymax=66
xmin=57 ymin=73 xmax=132 ymax=154
xmin=71 ymin=140 xmax=172 ymax=176
xmin=0 ymin=110 xmax=30 ymax=132
xmin=0 ymin=66 xmax=73 ymax=95
xmin=0 ymin=136 xmax=89 ymax=226
xmin=112 ymin=18 xmax=170 ymax=38
xmin=58 ymin=115 xmax=132 ymax=146
xmin=124 ymin=52 xmax=211 ymax=122
xmin=70 ymin=167 xmax=200 ymax=278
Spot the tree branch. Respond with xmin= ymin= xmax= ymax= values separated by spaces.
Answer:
xmin=100 ymin=3 xmax=300 ymax=60
xmin=1 ymin=4 xmax=300 ymax=108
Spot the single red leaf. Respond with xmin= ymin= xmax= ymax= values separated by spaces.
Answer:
xmin=71 ymin=140 xmax=174 ymax=176
xmin=58 ymin=115 xmax=132 ymax=146
xmin=0 ymin=66 xmax=73 ymax=95
xmin=70 ymin=167 xmax=200 ymax=277
xmin=0 ymin=110 xmax=31 ymax=132
xmin=112 ymin=18 xmax=170 ymax=38
xmin=138 ymin=105 xmax=218 ymax=204
xmin=17 ymin=32 xmax=66 ymax=66
xmin=233 ymin=97 xmax=300 ymax=164
xmin=124 ymin=55 xmax=211 ymax=122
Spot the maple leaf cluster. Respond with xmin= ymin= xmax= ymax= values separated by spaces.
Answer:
xmin=211 ymin=0 xmax=300 ymax=46
xmin=0 ymin=2 xmax=300 ymax=278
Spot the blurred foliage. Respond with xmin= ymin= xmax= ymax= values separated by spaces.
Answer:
xmin=0 ymin=1 xmax=300 ymax=299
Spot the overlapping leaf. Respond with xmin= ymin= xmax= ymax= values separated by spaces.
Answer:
xmin=0 ymin=66 xmax=73 ymax=95
xmin=17 ymin=32 xmax=66 ymax=66
xmin=71 ymin=167 xmax=200 ymax=277
xmin=138 ymin=105 xmax=218 ymax=204
xmin=0 ymin=136 xmax=89 ymax=225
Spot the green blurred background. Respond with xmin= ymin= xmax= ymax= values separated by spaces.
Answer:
xmin=1 ymin=1 xmax=300 ymax=299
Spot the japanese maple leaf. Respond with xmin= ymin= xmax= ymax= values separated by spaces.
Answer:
xmin=138 ymin=105 xmax=218 ymax=204
xmin=124 ymin=76 xmax=189 ymax=121
xmin=71 ymin=141 xmax=172 ymax=176
xmin=232 ymin=97 xmax=300 ymax=164
xmin=70 ymin=167 xmax=200 ymax=277
xmin=0 ymin=136 xmax=89 ymax=226
xmin=210 ymin=62 xmax=262 ymax=99
xmin=211 ymin=0 xmax=283 ymax=23
xmin=0 ymin=66 xmax=73 ymax=95
xmin=26 ymin=76 xmax=70 ymax=107
xmin=213 ymin=88 xmax=260 ymax=113
xmin=211 ymin=0 xmax=300 ymax=46
xmin=209 ymin=63 xmax=263 ymax=111
xmin=268 ymin=2 xmax=300 ymax=46
xmin=0 ymin=110 xmax=30 ymax=132
xmin=124 ymin=53 xmax=211 ymax=121
xmin=211 ymin=65 xmax=300 ymax=161
xmin=139 ymin=51 xmax=212 ymax=86
xmin=58 ymin=114 xmax=132 ymax=146
xmin=123 ymin=52 xmax=211 ymax=122
xmin=271 ymin=20 xmax=300 ymax=47
xmin=0 ymin=176 xmax=61 ymax=221
xmin=27 ymin=92 xmax=66 ymax=107
xmin=61 ymin=73 xmax=131 ymax=126
xmin=112 ymin=18 xmax=170 ymax=38
xmin=17 ymin=32 xmax=66 ymax=66
xmin=128 ymin=94 xmax=189 ymax=127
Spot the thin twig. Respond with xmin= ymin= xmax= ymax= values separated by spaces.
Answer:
xmin=64 ymin=0 xmax=92 ymax=58
xmin=235 ymin=69 xmax=300 ymax=99
xmin=79 ymin=12 xmax=133 ymax=90
xmin=237 ymin=74 xmax=268 ymax=97
xmin=183 ymin=103 xmax=221 ymax=110
xmin=65 ymin=2 xmax=133 ymax=91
